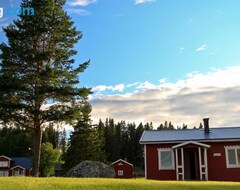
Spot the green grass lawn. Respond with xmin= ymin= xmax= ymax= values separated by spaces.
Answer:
xmin=0 ymin=177 xmax=240 ymax=190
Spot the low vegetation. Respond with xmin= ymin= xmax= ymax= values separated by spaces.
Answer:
xmin=0 ymin=178 xmax=240 ymax=190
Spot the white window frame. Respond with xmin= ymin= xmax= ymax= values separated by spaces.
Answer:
xmin=0 ymin=161 xmax=8 ymax=167
xmin=118 ymin=170 xmax=124 ymax=176
xmin=225 ymin=146 xmax=240 ymax=168
xmin=158 ymin=148 xmax=175 ymax=170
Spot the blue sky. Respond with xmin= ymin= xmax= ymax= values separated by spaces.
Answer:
xmin=1 ymin=0 xmax=240 ymax=128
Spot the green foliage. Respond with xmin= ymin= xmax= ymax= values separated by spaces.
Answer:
xmin=42 ymin=125 xmax=57 ymax=148
xmin=0 ymin=126 xmax=32 ymax=157
xmin=40 ymin=142 xmax=62 ymax=177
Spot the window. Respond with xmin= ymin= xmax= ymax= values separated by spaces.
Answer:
xmin=0 ymin=161 xmax=8 ymax=167
xmin=158 ymin=148 xmax=175 ymax=170
xmin=118 ymin=170 xmax=124 ymax=176
xmin=225 ymin=146 xmax=240 ymax=168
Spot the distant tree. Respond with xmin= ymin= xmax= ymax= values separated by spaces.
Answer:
xmin=114 ymin=121 xmax=122 ymax=160
xmin=164 ymin=121 xmax=168 ymax=129
xmin=157 ymin=123 xmax=164 ymax=130
xmin=0 ymin=0 xmax=90 ymax=176
xmin=0 ymin=126 xmax=32 ymax=157
xmin=40 ymin=142 xmax=61 ymax=177
xmin=42 ymin=125 xmax=56 ymax=148
xmin=127 ymin=123 xmax=136 ymax=163
xmin=59 ymin=128 xmax=67 ymax=154
xmin=134 ymin=123 xmax=145 ymax=167
xmin=199 ymin=122 xmax=203 ymax=129
xmin=182 ymin=123 xmax=188 ymax=130
xmin=144 ymin=122 xmax=153 ymax=130
xmin=63 ymin=103 xmax=105 ymax=170
xmin=168 ymin=121 xmax=174 ymax=130
xmin=104 ymin=118 xmax=117 ymax=161
xmin=95 ymin=120 xmax=107 ymax=161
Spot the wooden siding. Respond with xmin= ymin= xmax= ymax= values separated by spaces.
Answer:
xmin=146 ymin=144 xmax=176 ymax=180
xmin=207 ymin=141 xmax=240 ymax=181
xmin=146 ymin=141 xmax=240 ymax=181
xmin=112 ymin=160 xmax=133 ymax=179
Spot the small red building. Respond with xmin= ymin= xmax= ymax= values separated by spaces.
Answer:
xmin=0 ymin=155 xmax=32 ymax=176
xmin=140 ymin=118 xmax=240 ymax=181
xmin=111 ymin=159 xmax=133 ymax=178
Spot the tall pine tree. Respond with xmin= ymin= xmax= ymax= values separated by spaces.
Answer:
xmin=0 ymin=0 xmax=90 ymax=176
xmin=63 ymin=103 xmax=106 ymax=170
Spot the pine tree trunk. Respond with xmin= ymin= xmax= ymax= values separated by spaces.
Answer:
xmin=32 ymin=127 xmax=42 ymax=177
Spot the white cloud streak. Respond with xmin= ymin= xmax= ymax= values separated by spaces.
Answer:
xmin=67 ymin=0 xmax=97 ymax=7
xmin=196 ymin=44 xmax=207 ymax=52
xmin=91 ymin=66 xmax=240 ymax=128
xmin=66 ymin=8 xmax=91 ymax=16
xmin=135 ymin=0 xmax=156 ymax=5
xmin=92 ymin=84 xmax=125 ymax=93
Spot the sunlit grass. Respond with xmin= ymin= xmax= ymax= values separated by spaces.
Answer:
xmin=0 ymin=177 xmax=240 ymax=190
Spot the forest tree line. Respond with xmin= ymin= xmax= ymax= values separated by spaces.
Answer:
xmin=0 ymin=117 xmax=203 ymax=174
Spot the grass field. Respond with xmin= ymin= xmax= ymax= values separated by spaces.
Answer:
xmin=1 ymin=177 xmax=240 ymax=190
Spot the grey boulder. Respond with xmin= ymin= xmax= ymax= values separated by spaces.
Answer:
xmin=67 ymin=160 xmax=115 ymax=178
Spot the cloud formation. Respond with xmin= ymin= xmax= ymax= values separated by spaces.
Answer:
xmin=135 ymin=0 xmax=156 ymax=5
xmin=196 ymin=44 xmax=207 ymax=52
xmin=91 ymin=66 xmax=240 ymax=128
xmin=67 ymin=0 xmax=97 ymax=7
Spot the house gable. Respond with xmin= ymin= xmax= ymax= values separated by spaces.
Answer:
xmin=111 ymin=159 xmax=133 ymax=167
xmin=172 ymin=141 xmax=211 ymax=149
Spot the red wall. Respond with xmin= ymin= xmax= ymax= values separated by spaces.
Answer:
xmin=146 ymin=143 xmax=176 ymax=180
xmin=146 ymin=141 xmax=240 ymax=181
xmin=112 ymin=161 xmax=133 ymax=178
xmin=207 ymin=141 xmax=240 ymax=181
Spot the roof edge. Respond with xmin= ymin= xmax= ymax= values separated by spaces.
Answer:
xmin=111 ymin=159 xmax=133 ymax=166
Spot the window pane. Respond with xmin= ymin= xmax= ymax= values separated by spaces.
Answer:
xmin=161 ymin=151 xmax=172 ymax=168
xmin=228 ymin=149 xmax=236 ymax=165
xmin=0 ymin=161 xmax=8 ymax=167
xmin=237 ymin=149 xmax=240 ymax=165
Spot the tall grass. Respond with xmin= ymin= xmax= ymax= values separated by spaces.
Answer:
xmin=0 ymin=177 xmax=240 ymax=190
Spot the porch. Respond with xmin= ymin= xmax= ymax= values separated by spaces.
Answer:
xmin=172 ymin=141 xmax=210 ymax=180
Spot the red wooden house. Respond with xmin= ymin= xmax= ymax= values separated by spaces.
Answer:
xmin=111 ymin=159 xmax=133 ymax=178
xmin=0 ymin=155 xmax=32 ymax=176
xmin=140 ymin=118 xmax=240 ymax=181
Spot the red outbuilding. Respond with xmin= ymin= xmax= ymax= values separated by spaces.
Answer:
xmin=111 ymin=159 xmax=133 ymax=178
xmin=140 ymin=118 xmax=240 ymax=181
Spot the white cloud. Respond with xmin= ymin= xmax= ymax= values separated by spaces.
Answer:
xmin=135 ymin=0 xmax=156 ymax=5
xmin=136 ymin=81 xmax=157 ymax=89
xmin=92 ymin=84 xmax=125 ymax=92
xmin=66 ymin=8 xmax=91 ymax=16
xmin=67 ymin=0 xmax=97 ymax=7
xmin=91 ymin=66 xmax=240 ymax=128
xmin=196 ymin=44 xmax=207 ymax=52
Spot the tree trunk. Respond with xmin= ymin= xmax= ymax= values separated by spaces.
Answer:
xmin=32 ymin=127 xmax=42 ymax=177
